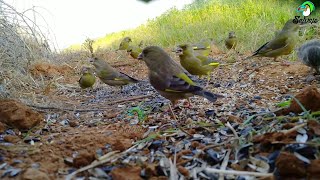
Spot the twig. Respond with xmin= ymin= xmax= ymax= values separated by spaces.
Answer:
xmin=272 ymin=141 xmax=320 ymax=147
xmin=28 ymin=104 xmax=113 ymax=112
xmin=219 ymin=149 xmax=231 ymax=180
xmin=225 ymin=122 xmax=239 ymax=139
xmin=281 ymin=123 xmax=307 ymax=135
xmin=105 ymin=94 xmax=153 ymax=105
xmin=205 ymin=168 xmax=273 ymax=177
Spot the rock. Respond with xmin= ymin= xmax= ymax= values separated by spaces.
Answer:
xmin=0 ymin=122 xmax=5 ymax=133
xmin=276 ymin=152 xmax=306 ymax=178
xmin=21 ymin=168 xmax=50 ymax=180
xmin=0 ymin=99 xmax=43 ymax=130
xmin=73 ymin=151 xmax=96 ymax=168
xmin=3 ymin=135 xmax=20 ymax=143
xmin=275 ymin=86 xmax=320 ymax=115
xmin=111 ymin=166 xmax=142 ymax=180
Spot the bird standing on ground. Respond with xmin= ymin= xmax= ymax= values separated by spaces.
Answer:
xmin=176 ymin=44 xmax=219 ymax=82
xmin=118 ymin=37 xmax=132 ymax=51
xmin=137 ymin=46 xmax=223 ymax=118
xmin=127 ymin=45 xmax=143 ymax=59
xmin=79 ymin=67 xmax=96 ymax=89
xmin=225 ymin=31 xmax=238 ymax=50
xmin=247 ymin=19 xmax=301 ymax=61
xmin=298 ymin=39 xmax=320 ymax=74
xmin=90 ymin=57 xmax=139 ymax=86
xmin=192 ymin=38 xmax=215 ymax=57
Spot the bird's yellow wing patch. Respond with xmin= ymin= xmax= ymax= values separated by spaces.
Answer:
xmin=176 ymin=73 xmax=195 ymax=85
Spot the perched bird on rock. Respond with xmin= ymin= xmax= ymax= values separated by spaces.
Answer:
xmin=192 ymin=38 xmax=215 ymax=57
xmin=176 ymin=44 xmax=219 ymax=82
xmin=90 ymin=57 xmax=139 ymax=86
xmin=225 ymin=31 xmax=238 ymax=50
xmin=298 ymin=39 xmax=320 ymax=74
xmin=137 ymin=46 xmax=223 ymax=118
xmin=247 ymin=19 xmax=301 ymax=61
xmin=127 ymin=45 xmax=142 ymax=59
xmin=118 ymin=37 xmax=132 ymax=51
xmin=79 ymin=67 xmax=96 ymax=89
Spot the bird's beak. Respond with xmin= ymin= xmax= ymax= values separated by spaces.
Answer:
xmin=137 ymin=53 xmax=143 ymax=60
xmin=175 ymin=47 xmax=183 ymax=55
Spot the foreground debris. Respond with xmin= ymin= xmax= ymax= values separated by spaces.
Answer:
xmin=0 ymin=56 xmax=319 ymax=179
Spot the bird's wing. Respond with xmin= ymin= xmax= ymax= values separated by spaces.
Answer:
xmin=118 ymin=72 xmax=139 ymax=82
xmin=253 ymin=35 xmax=289 ymax=55
xmin=150 ymin=71 xmax=201 ymax=93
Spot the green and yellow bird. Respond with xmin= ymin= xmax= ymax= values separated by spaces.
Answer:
xmin=90 ymin=57 xmax=139 ymax=86
xmin=79 ymin=67 xmax=96 ymax=89
xmin=137 ymin=46 xmax=223 ymax=109
xmin=176 ymin=44 xmax=219 ymax=81
xmin=248 ymin=19 xmax=301 ymax=61
xmin=127 ymin=45 xmax=142 ymax=59
xmin=192 ymin=38 xmax=215 ymax=57
xmin=118 ymin=37 xmax=132 ymax=51
xmin=225 ymin=31 xmax=238 ymax=50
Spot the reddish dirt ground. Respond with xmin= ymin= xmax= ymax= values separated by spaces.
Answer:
xmin=0 ymin=50 xmax=319 ymax=179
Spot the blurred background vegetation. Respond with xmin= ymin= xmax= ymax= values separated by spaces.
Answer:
xmin=69 ymin=0 xmax=319 ymax=53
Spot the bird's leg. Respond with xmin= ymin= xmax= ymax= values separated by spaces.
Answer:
xmin=206 ymin=74 xmax=211 ymax=87
xmin=168 ymin=103 xmax=178 ymax=121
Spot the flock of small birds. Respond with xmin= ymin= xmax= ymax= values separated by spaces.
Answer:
xmin=79 ymin=18 xmax=320 ymax=117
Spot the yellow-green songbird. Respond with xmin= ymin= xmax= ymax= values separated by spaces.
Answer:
xmin=225 ymin=31 xmax=238 ymax=50
xmin=248 ymin=19 xmax=301 ymax=60
xmin=298 ymin=39 xmax=320 ymax=74
xmin=118 ymin=37 xmax=132 ymax=50
xmin=90 ymin=57 xmax=139 ymax=86
xmin=176 ymin=44 xmax=219 ymax=80
xmin=79 ymin=67 xmax=96 ymax=89
xmin=192 ymin=38 xmax=215 ymax=57
xmin=127 ymin=45 xmax=142 ymax=59
xmin=137 ymin=46 xmax=223 ymax=107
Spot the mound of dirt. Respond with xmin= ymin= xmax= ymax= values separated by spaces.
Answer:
xmin=29 ymin=62 xmax=74 ymax=79
xmin=0 ymin=99 xmax=43 ymax=130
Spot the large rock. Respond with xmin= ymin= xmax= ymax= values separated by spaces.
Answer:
xmin=0 ymin=99 xmax=43 ymax=130
xmin=275 ymin=86 xmax=320 ymax=115
xmin=21 ymin=168 xmax=50 ymax=180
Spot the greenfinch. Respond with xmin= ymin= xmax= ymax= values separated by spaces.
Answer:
xmin=192 ymin=38 xmax=215 ymax=57
xmin=90 ymin=57 xmax=139 ymax=86
xmin=127 ymin=45 xmax=142 ymax=59
xmin=79 ymin=67 xmax=96 ymax=89
xmin=118 ymin=37 xmax=132 ymax=50
xmin=225 ymin=31 xmax=238 ymax=50
xmin=248 ymin=19 xmax=301 ymax=61
xmin=176 ymin=44 xmax=219 ymax=81
xmin=298 ymin=39 xmax=320 ymax=74
xmin=137 ymin=46 xmax=223 ymax=107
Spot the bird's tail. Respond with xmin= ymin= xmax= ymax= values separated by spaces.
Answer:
xmin=194 ymin=90 xmax=224 ymax=103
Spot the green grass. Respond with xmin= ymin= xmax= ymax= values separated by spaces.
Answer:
xmin=68 ymin=0 xmax=319 ymax=53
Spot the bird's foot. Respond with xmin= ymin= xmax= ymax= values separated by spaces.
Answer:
xmin=280 ymin=61 xmax=291 ymax=66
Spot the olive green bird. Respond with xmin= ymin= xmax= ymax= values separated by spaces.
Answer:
xmin=247 ymin=19 xmax=301 ymax=60
xmin=90 ymin=57 xmax=139 ymax=86
xmin=298 ymin=39 xmax=320 ymax=74
xmin=118 ymin=37 xmax=132 ymax=50
xmin=127 ymin=45 xmax=142 ymax=59
xmin=192 ymin=38 xmax=215 ymax=57
xmin=79 ymin=67 xmax=96 ymax=89
xmin=137 ymin=46 xmax=223 ymax=108
xmin=225 ymin=31 xmax=238 ymax=50
xmin=176 ymin=44 xmax=219 ymax=81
